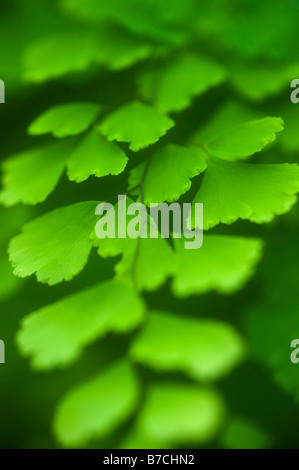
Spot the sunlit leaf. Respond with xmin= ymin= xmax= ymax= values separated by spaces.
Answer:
xmin=23 ymin=31 xmax=99 ymax=82
xmin=0 ymin=141 xmax=72 ymax=206
xmin=54 ymin=360 xmax=140 ymax=446
xmin=99 ymin=101 xmax=174 ymax=152
xmin=9 ymin=201 xmax=98 ymax=285
xmin=131 ymin=310 xmax=245 ymax=380
xmin=190 ymin=100 xmax=260 ymax=146
xmin=172 ymin=235 xmax=263 ymax=296
xmin=137 ymin=383 xmax=225 ymax=445
xmin=204 ymin=117 xmax=283 ymax=161
xmin=139 ymin=53 xmax=226 ymax=112
xmin=93 ymin=199 xmax=175 ymax=291
xmin=67 ymin=129 xmax=128 ymax=182
xmin=17 ymin=279 xmax=145 ymax=369
xmin=129 ymin=144 xmax=207 ymax=204
xmin=95 ymin=25 xmax=153 ymax=71
xmin=189 ymin=158 xmax=299 ymax=229
xmin=28 ymin=102 xmax=101 ymax=138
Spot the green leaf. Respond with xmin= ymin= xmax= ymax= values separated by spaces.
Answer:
xmin=189 ymin=104 xmax=283 ymax=161
xmin=24 ymin=25 xmax=153 ymax=82
xmin=203 ymin=118 xmax=284 ymax=161
xmin=131 ymin=311 xmax=245 ymax=381
xmin=23 ymin=32 xmax=99 ymax=83
xmin=0 ymin=141 xmax=71 ymax=206
xmin=114 ymin=234 xmax=175 ymax=292
xmin=54 ymin=360 xmax=139 ymax=446
xmin=137 ymin=383 xmax=225 ymax=445
xmin=95 ymin=25 xmax=153 ymax=71
xmin=99 ymin=101 xmax=174 ymax=152
xmin=172 ymin=235 xmax=263 ymax=296
xmin=9 ymin=201 xmax=98 ymax=285
xmin=28 ymin=102 xmax=101 ymax=138
xmin=17 ymin=279 xmax=145 ymax=369
xmin=189 ymin=158 xmax=299 ymax=229
xmin=97 ymin=232 xmax=175 ymax=292
xmin=67 ymin=129 xmax=128 ymax=183
xmin=128 ymin=144 xmax=207 ymax=204
xmin=93 ymin=200 xmax=175 ymax=291
xmin=92 ymin=197 xmax=135 ymax=258
xmin=139 ymin=53 xmax=226 ymax=112
xmin=190 ymin=100 xmax=260 ymax=145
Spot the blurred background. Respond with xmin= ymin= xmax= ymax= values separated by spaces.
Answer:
xmin=1 ymin=0 xmax=299 ymax=449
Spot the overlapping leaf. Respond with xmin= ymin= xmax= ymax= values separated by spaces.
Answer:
xmin=189 ymin=158 xmax=299 ymax=230
xmin=114 ymin=234 xmax=175 ymax=291
xmin=137 ymin=383 xmax=225 ymax=445
xmin=99 ymin=101 xmax=174 ymax=152
xmin=54 ymin=360 xmax=139 ymax=446
xmin=28 ymin=102 xmax=101 ymax=138
xmin=67 ymin=129 xmax=128 ymax=182
xmin=94 ymin=197 xmax=175 ymax=288
xmin=204 ymin=117 xmax=283 ymax=161
xmin=191 ymin=114 xmax=283 ymax=161
xmin=17 ymin=279 xmax=145 ymax=369
xmin=23 ymin=26 xmax=154 ymax=82
xmin=139 ymin=53 xmax=227 ymax=112
xmin=95 ymin=25 xmax=153 ymax=71
xmin=190 ymin=101 xmax=260 ymax=146
xmin=128 ymin=144 xmax=207 ymax=204
xmin=93 ymin=199 xmax=175 ymax=291
xmin=0 ymin=129 xmax=128 ymax=202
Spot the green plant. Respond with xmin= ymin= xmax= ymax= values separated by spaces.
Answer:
xmin=1 ymin=0 xmax=299 ymax=449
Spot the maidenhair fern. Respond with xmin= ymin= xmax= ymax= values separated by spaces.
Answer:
xmin=1 ymin=0 xmax=299 ymax=449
